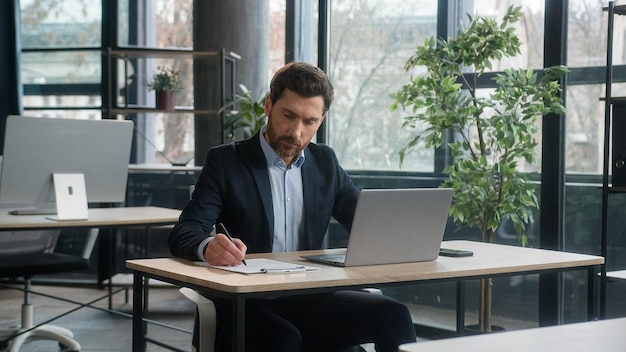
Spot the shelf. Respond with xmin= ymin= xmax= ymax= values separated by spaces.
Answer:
xmin=600 ymin=1 xmax=625 ymax=319
xmin=108 ymin=46 xmax=241 ymax=60
xmin=596 ymin=185 xmax=626 ymax=193
xmin=607 ymin=270 xmax=626 ymax=280
xmin=103 ymin=46 xmax=240 ymax=146
xmin=24 ymin=106 xmax=101 ymax=111
xmin=599 ymin=96 xmax=626 ymax=103
xmin=110 ymin=106 xmax=218 ymax=115
xmin=608 ymin=186 xmax=626 ymax=193
xmin=609 ymin=4 xmax=626 ymax=15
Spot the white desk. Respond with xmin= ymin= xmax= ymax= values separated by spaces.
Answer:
xmin=0 ymin=206 xmax=181 ymax=231
xmin=1 ymin=206 xmax=181 ymax=308
xmin=607 ymin=269 xmax=626 ymax=280
xmin=127 ymin=240 xmax=604 ymax=352
xmin=400 ymin=317 xmax=626 ymax=351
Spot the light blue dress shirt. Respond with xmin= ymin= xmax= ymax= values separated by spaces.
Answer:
xmin=259 ymin=125 xmax=306 ymax=252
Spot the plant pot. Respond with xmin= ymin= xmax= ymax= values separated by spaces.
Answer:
xmin=464 ymin=324 xmax=506 ymax=335
xmin=155 ymin=90 xmax=175 ymax=111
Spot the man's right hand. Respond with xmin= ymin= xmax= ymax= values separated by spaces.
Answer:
xmin=204 ymin=233 xmax=248 ymax=266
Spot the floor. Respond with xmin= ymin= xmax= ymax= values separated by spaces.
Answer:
xmin=0 ymin=279 xmax=195 ymax=352
xmin=0 ymin=279 xmax=533 ymax=352
xmin=2 ymin=273 xmax=623 ymax=352
xmin=0 ymin=281 xmax=457 ymax=352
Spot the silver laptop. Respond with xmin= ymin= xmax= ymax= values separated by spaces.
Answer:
xmin=302 ymin=188 xmax=452 ymax=267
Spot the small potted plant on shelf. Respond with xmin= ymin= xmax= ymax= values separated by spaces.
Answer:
xmin=147 ymin=65 xmax=182 ymax=111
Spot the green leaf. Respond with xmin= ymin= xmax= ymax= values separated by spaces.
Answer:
xmin=220 ymin=84 xmax=267 ymax=140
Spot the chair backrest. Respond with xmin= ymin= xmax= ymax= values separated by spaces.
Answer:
xmin=0 ymin=155 xmax=63 ymax=256
xmin=0 ymin=230 xmax=61 ymax=255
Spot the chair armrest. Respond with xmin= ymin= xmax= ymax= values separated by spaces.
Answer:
xmin=179 ymin=287 xmax=216 ymax=352
xmin=361 ymin=288 xmax=383 ymax=295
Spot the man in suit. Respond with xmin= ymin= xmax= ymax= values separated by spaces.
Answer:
xmin=169 ymin=62 xmax=416 ymax=352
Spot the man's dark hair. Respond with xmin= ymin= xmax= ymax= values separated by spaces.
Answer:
xmin=269 ymin=62 xmax=334 ymax=113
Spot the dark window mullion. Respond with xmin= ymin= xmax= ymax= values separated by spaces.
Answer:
xmin=23 ymin=83 xmax=101 ymax=96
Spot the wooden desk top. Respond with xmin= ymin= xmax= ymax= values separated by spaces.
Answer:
xmin=400 ymin=317 xmax=626 ymax=351
xmin=0 ymin=206 xmax=181 ymax=230
xmin=126 ymin=240 xmax=604 ymax=295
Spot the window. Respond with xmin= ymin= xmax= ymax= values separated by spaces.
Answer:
xmin=473 ymin=0 xmax=545 ymax=71
xmin=20 ymin=0 xmax=102 ymax=120
xmin=116 ymin=0 xmax=286 ymax=165
xmin=566 ymin=0 xmax=620 ymax=175
xmin=327 ymin=1 xmax=438 ymax=172
xmin=327 ymin=1 xmax=546 ymax=173
xmin=21 ymin=0 xmax=101 ymax=47
xmin=114 ymin=1 xmax=195 ymax=164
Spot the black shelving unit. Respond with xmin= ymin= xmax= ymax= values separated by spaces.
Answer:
xmin=600 ymin=1 xmax=626 ymax=319
xmin=103 ymin=47 xmax=241 ymax=117
xmin=102 ymin=46 xmax=241 ymax=151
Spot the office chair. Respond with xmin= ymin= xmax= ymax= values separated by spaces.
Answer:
xmin=179 ymin=287 xmax=216 ymax=352
xmin=0 ymin=230 xmax=90 ymax=352
xmin=179 ymin=286 xmax=380 ymax=352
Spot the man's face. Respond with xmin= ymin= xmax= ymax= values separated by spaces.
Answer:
xmin=264 ymin=89 xmax=326 ymax=166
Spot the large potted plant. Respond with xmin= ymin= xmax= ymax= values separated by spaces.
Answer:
xmin=147 ymin=65 xmax=182 ymax=111
xmin=390 ymin=6 xmax=567 ymax=332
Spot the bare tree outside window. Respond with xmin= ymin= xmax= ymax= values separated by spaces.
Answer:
xmin=146 ymin=0 xmax=195 ymax=165
xmin=328 ymin=1 xmax=437 ymax=172
xmin=20 ymin=0 xmax=101 ymax=120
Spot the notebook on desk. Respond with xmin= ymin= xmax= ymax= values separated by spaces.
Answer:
xmin=302 ymin=188 xmax=453 ymax=267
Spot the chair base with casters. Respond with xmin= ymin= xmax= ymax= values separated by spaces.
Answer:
xmin=0 ymin=252 xmax=90 ymax=352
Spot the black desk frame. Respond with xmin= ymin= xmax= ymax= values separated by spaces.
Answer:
xmin=131 ymin=264 xmax=601 ymax=352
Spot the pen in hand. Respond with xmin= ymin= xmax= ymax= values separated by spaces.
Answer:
xmin=217 ymin=222 xmax=247 ymax=266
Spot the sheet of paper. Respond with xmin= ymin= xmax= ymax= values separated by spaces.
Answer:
xmin=194 ymin=258 xmax=319 ymax=275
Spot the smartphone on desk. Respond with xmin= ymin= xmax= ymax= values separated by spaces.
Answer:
xmin=439 ymin=248 xmax=474 ymax=257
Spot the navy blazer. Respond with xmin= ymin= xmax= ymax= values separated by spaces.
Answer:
xmin=168 ymin=132 xmax=360 ymax=261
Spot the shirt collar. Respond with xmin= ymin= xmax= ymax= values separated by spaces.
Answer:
xmin=259 ymin=125 xmax=305 ymax=169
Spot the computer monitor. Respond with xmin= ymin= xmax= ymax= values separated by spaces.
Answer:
xmin=0 ymin=115 xmax=134 ymax=211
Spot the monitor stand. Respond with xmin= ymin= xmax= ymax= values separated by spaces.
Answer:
xmin=45 ymin=173 xmax=89 ymax=221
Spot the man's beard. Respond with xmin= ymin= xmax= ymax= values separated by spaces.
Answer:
xmin=266 ymin=116 xmax=304 ymax=160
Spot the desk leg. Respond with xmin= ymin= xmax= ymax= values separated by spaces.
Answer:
xmin=132 ymin=272 xmax=146 ymax=352
xmin=589 ymin=266 xmax=600 ymax=320
xmin=108 ymin=229 xmax=115 ymax=309
xmin=538 ymin=272 xmax=560 ymax=326
xmin=97 ymin=228 xmax=112 ymax=288
xmin=456 ymin=280 xmax=465 ymax=336
xmin=232 ymin=295 xmax=245 ymax=352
